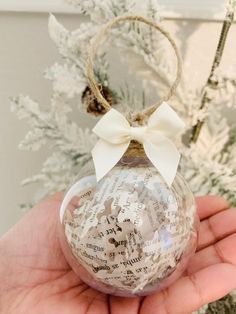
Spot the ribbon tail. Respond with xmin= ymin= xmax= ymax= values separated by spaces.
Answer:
xmin=143 ymin=138 xmax=180 ymax=187
xmin=92 ymin=139 xmax=130 ymax=181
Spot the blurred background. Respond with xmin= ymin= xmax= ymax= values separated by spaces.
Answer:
xmin=1 ymin=0 xmax=236 ymax=236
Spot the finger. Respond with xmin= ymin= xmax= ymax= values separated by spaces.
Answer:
xmin=197 ymin=208 xmax=236 ymax=250
xmin=40 ymin=192 xmax=65 ymax=204
xmin=196 ymin=195 xmax=229 ymax=220
xmin=109 ymin=296 xmax=141 ymax=314
xmin=2 ymin=193 xmax=67 ymax=269
xmin=188 ymin=234 xmax=236 ymax=275
xmin=141 ymin=263 xmax=236 ymax=314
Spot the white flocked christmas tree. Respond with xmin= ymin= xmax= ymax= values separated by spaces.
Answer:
xmin=11 ymin=1 xmax=236 ymax=311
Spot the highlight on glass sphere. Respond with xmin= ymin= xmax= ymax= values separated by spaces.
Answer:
xmin=59 ymin=151 xmax=199 ymax=297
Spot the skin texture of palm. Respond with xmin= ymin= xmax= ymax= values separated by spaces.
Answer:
xmin=0 ymin=193 xmax=236 ymax=314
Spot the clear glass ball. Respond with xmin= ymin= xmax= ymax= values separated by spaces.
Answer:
xmin=59 ymin=154 xmax=199 ymax=297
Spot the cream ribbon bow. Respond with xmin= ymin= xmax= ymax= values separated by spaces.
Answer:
xmin=92 ymin=102 xmax=185 ymax=186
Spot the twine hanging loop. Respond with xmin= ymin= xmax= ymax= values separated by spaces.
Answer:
xmin=86 ymin=15 xmax=182 ymax=120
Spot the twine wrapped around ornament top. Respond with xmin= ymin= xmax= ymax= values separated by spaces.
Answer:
xmin=86 ymin=15 xmax=182 ymax=121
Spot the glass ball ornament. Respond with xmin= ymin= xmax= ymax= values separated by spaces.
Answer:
xmin=59 ymin=146 xmax=199 ymax=297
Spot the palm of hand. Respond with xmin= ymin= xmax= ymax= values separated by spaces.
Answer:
xmin=0 ymin=193 xmax=236 ymax=314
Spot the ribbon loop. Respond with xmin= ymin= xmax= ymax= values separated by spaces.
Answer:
xmin=92 ymin=102 xmax=185 ymax=186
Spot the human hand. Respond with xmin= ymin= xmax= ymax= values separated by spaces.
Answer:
xmin=0 ymin=193 xmax=235 ymax=314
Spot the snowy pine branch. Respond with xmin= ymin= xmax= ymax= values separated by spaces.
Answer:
xmin=13 ymin=1 xmax=236 ymax=215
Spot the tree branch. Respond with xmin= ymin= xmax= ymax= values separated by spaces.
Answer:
xmin=190 ymin=11 xmax=234 ymax=143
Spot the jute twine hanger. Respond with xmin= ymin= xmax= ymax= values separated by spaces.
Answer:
xmin=86 ymin=15 xmax=182 ymax=124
